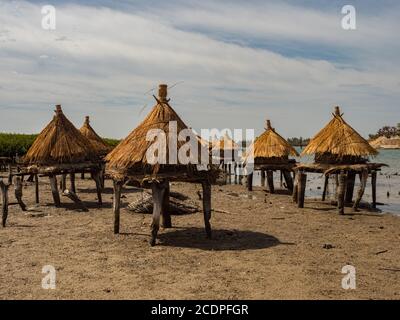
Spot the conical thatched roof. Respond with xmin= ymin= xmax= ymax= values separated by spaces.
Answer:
xmin=370 ymin=135 xmax=400 ymax=149
xmin=301 ymin=106 xmax=378 ymax=162
xmin=211 ymin=132 xmax=239 ymax=150
xmin=245 ymin=119 xmax=299 ymax=161
xmin=79 ymin=116 xmax=111 ymax=156
xmin=23 ymin=105 xmax=97 ymax=165
xmin=106 ymin=84 xmax=203 ymax=174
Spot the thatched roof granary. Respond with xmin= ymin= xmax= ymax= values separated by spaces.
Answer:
xmin=211 ymin=132 xmax=239 ymax=152
xmin=245 ymin=119 xmax=299 ymax=164
xmin=301 ymin=106 xmax=378 ymax=164
xmin=106 ymin=84 xmax=217 ymax=246
xmin=106 ymin=85 xmax=206 ymax=177
xmin=244 ymin=119 xmax=298 ymax=193
xmin=79 ymin=116 xmax=111 ymax=157
xmin=20 ymin=105 xmax=103 ymax=209
xmin=294 ymin=106 xmax=385 ymax=213
xmin=24 ymin=105 xmax=96 ymax=165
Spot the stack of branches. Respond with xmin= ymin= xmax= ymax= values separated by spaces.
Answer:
xmin=127 ymin=190 xmax=199 ymax=215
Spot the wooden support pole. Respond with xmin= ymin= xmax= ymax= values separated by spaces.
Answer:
xmin=280 ymin=170 xmax=283 ymax=188
xmin=292 ymin=171 xmax=299 ymax=203
xmin=0 ymin=180 xmax=10 ymax=227
xmin=113 ymin=180 xmax=123 ymax=234
xmin=371 ymin=170 xmax=377 ymax=209
xmin=92 ymin=171 xmax=103 ymax=205
xmin=34 ymin=174 xmax=39 ymax=204
xmin=49 ymin=175 xmax=60 ymax=207
xmin=345 ymin=172 xmax=356 ymax=204
xmin=81 ymin=172 xmax=85 ymax=180
xmin=282 ymin=170 xmax=294 ymax=192
xmin=150 ymin=181 xmax=166 ymax=246
xmin=260 ymin=170 xmax=266 ymax=187
xmin=353 ymin=169 xmax=368 ymax=211
xmin=322 ymin=174 xmax=329 ymax=201
xmin=337 ymin=171 xmax=347 ymax=214
xmin=161 ymin=182 xmax=171 ymax=228
xmin=8 ymin=164 xmax=12 ymax=184
xmin=201 ymin=180 xmax=212 ymax=239
xmin=297 ymin=172 xmax=307 ymax=208
xmin=60 ymin=174 xmax=67 ymax=192
xmin=266 ymin=170 xmax=274 ymax=194
xmin=62 ymin=189 xmax=88 ymax=212
xmin=14 ymin=177 xmax=27 ymax=211
xmin=69 ymin=173 xmax=76 ymax=194
xmin=247 ymin=172 xmax=253 ymax=191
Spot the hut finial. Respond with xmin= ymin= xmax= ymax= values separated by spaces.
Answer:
xmin=266 ymin=119 xmax=272 ymax=130
xmin=334 ymin=106 xmax=341 ymax=116
xmin=55 ymin=104 xmax=62 ymax=114
xmin=85 ymin=116 xmax=90 ymax=124
xmin=158 ymin=84 xmax=168 ymax=102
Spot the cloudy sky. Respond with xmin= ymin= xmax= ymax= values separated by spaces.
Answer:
xmin=0 ymin=0 xmax=399 ymax=139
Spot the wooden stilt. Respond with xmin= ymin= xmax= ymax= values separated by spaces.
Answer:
xmin=113 ymin=180 xmax=122 ymax=234
xmin=81 ymin=172 xmax=85 ymax=180
xmin=35 ymin=174 xmax=39 ymax=204
xmin=201 ymin=180 xmax=212 ymax=239
xmin=150 ymin=181 xmax=166 ymax=246
xmin=14 ymin=177 xmax=26 ymax=211
xmin=371 ymin=171 xmax=377 ymax=209
xmin=260 ymin=170 xmax=266 ymax=187
xmin=322 ymin=174 xmax=329 ymax=201
xmin=0 ymin=180 xmax=10 ymax=227
xmin=247 ymin=172 xmax=253 ymax=191
xmin=92 ymin=171 xmax=103 ymax=205
xmin=62 ymin=190 xmax=88 ymax=211
xmin=280 ymin=170 xmax=283 ymax=188
xmin=60 ymin=174 xmax=66 ymax=192
xmin=337 ymin=171 xmax=347 ymax=214
xmin=345 ymin=172 xmax=356 ymax=204
xmin=292 ymin=171 xmax=299 ymax=203
xmin=8 ymin=164 xmax=12 ymax=184
xmin=266 ymin=170 xmax=274 ymax=194
xmin=282 ymin=170 xmax=294 ymax=192
xmin=69 ymin=173 xmax=76 ymax=194
xmin=161 ymin=182 xmax=171 ymax=228
xmin=353 ymin=169 xmax=368 ymax=211
xmin=335 ymin=173 xmax=339 ymax=201
xmin=297 ymin=172 xmax=307 ymax=208
xmin=49 ymin=175 xmax=60 ymax=207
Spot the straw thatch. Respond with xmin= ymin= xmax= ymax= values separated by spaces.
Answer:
xmin=79 ymin=116 xmax=111 ymax=156
xmin=244 ymin=119 xmax=299 ymax=163
xmin=106 ymin=84 xmax=205 ymax=175
xmin=23 ymin=105 xmax=97 ymax=165
xmin=301 ymin=106 xmax=378 ymax=163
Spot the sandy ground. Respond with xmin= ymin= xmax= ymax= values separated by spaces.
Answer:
xmin=0 ymin=176 xmax=399 ymax=300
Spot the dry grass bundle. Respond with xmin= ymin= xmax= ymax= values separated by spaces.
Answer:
xmin=106 ymin=84 xmax=204 ymax=173
xmin=301 ymin=106 xmax=378 ymax=162
xmin=244 ymin=120 xmax=299 ymax=162
xmin=79 ymin=116 xmax=111 ymax=156
xmin=23 ymin=105 xmax=97 ymax=165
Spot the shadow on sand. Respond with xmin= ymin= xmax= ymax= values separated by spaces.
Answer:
xmin=157 ymin=227 xmax=290 ymax=251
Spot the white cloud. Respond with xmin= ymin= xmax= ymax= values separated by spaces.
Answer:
xmin=0 ymin=0 xmax=399 ymax=139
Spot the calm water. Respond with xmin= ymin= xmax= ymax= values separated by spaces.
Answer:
xmin=248 ymin=148 xmax=400 ymax=215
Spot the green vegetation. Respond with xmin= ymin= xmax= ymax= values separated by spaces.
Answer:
xmin=0 ymin=133 xmax=38 ymax=157
xmin=0 ymin=133 xmax=120 ymax=157
xmin=287 ymin=137 xmax=310 ymax=147
xmin=369 ymin=123 xmax=400 ymax=140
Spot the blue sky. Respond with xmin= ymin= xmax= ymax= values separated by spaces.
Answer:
xmin=0 ymin=0 xmax=399 ymax=139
